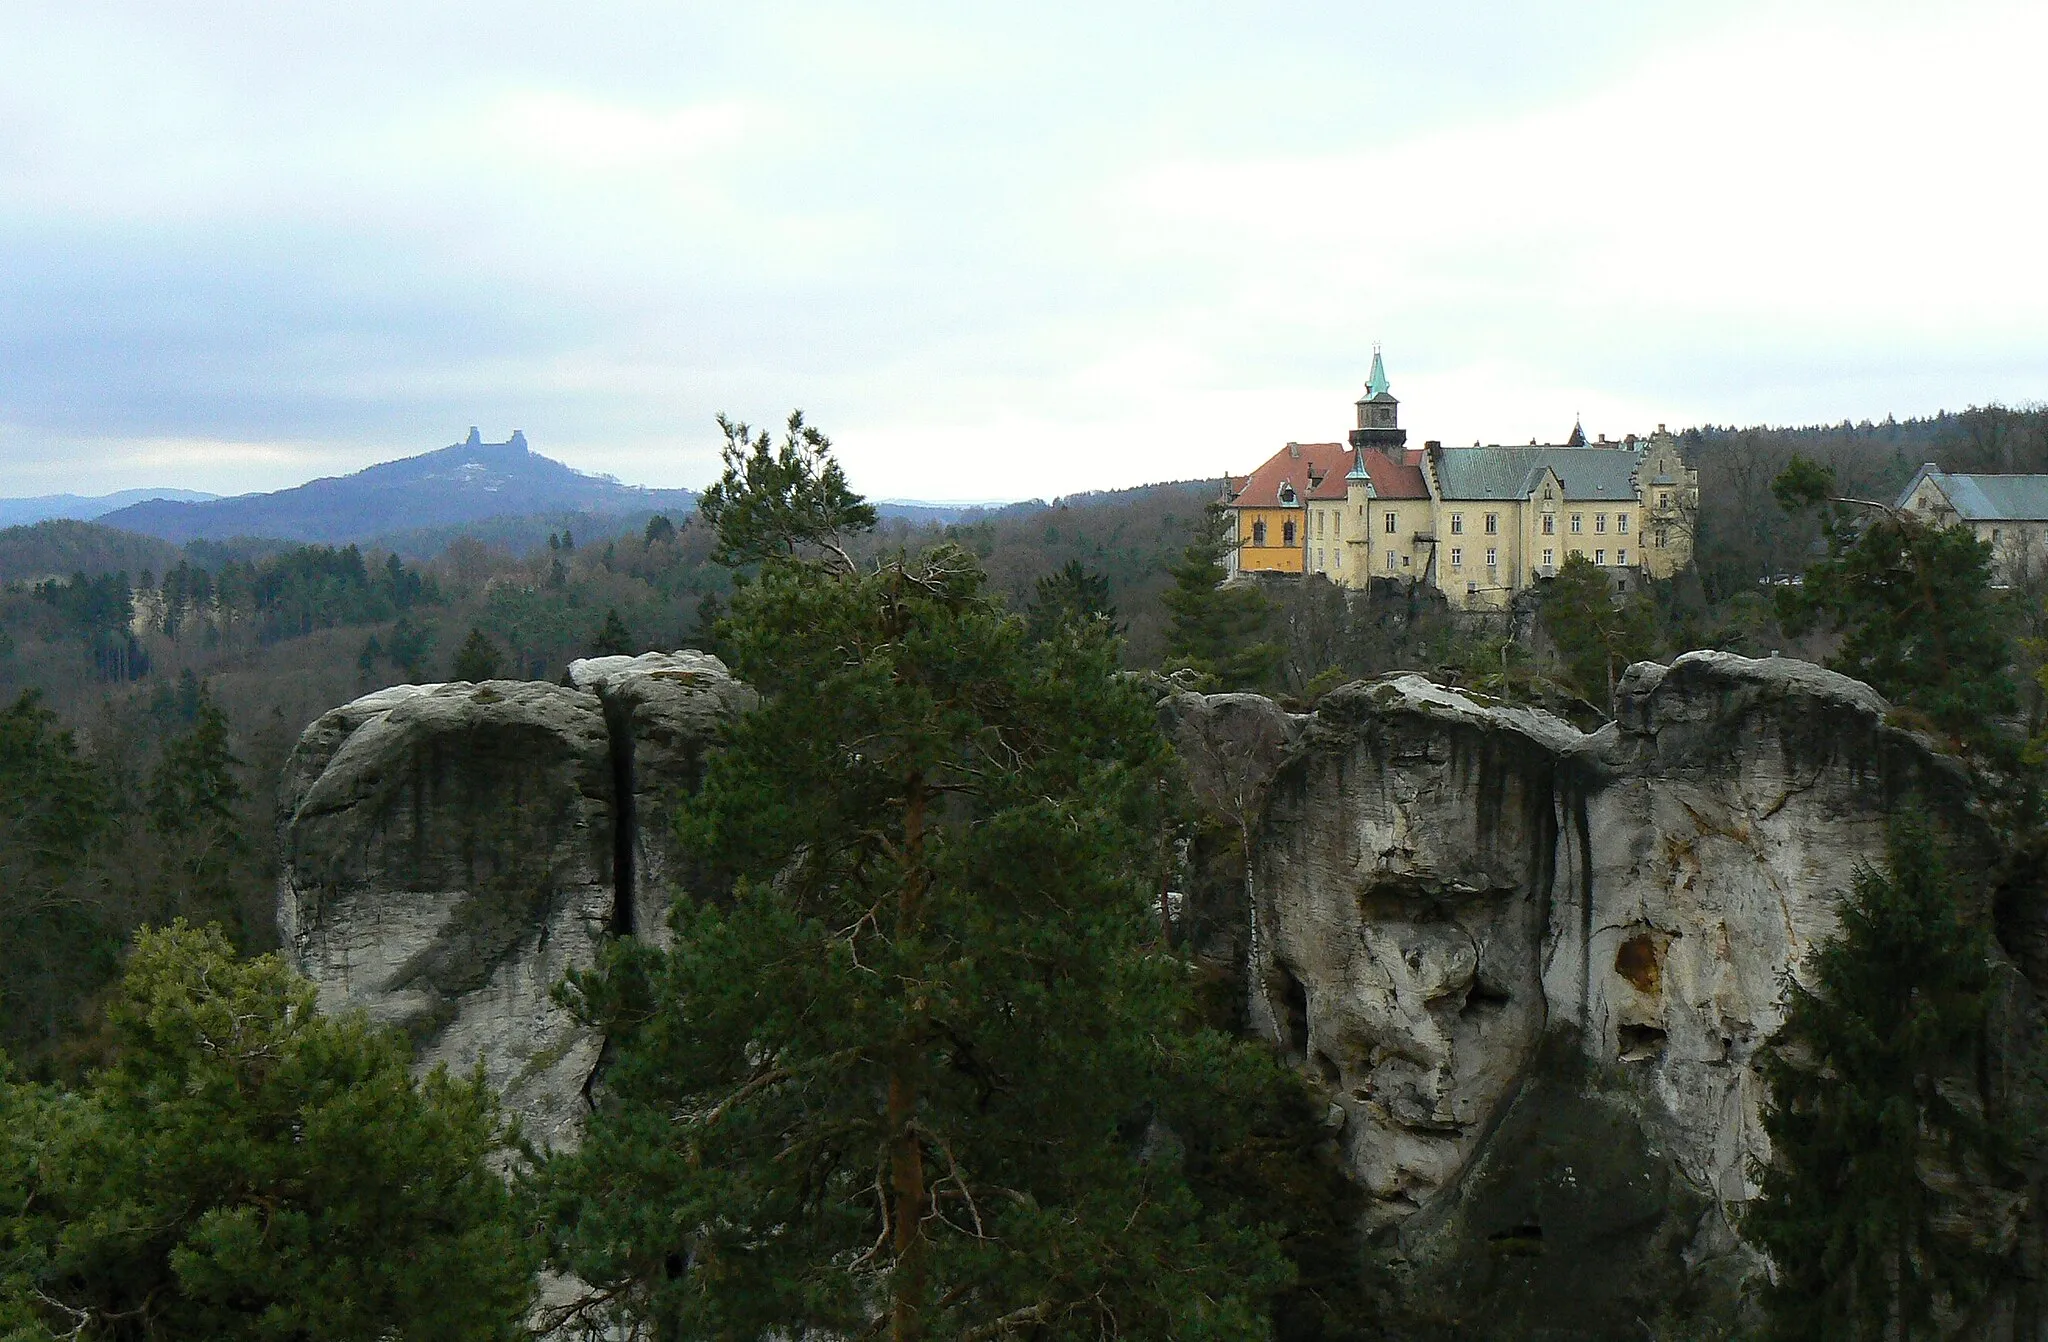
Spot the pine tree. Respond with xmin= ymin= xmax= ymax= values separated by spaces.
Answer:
xmin=1162 ymin=503 xmax=1282 ymax=691
xmin=451 ymin=626 xmax=504 ymax=682
xmin=1025 ymin=558 xmax=1119 ymax=642
xmin=536 ymin=427 xmax=1287 ymax=1341
xmin=145 ymin=684 xmax=250 ymax=936
xmin=1747 ymin=821 xmax=2023 ymax=1340
xmin=1774 ymin=456 xmax=2016 ymax=745
xmin=1538 ymin=553 xmax=1658 ymax=708
xmin=386 ymin=616 xmax=434 ymax=681
xmin=0 ymin=692 xmax=118 ymax=1065
xmin=695 ymin=410 xmax=877 ymax=567
xmin=588 ymin=607 xmax=634 ymax=657
xmin=0 ymin=924 xmax=536 ymax=1338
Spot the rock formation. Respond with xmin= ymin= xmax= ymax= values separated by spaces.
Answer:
xmin=1165 ymin=650 xmax=2004 ymax=1335
xmin=276 ymin=651 xmax=747 ymax=1151
xmin=279 ymin=647 xmax=2032 ymax=1335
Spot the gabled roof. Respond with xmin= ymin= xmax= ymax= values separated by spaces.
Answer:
xmin=1228 ymin=442 xmax=1349 ymax=508
xmin=1229 ymin=442 xmax=1427 ymax=509
xmin=1898 ymin=466 xmax=2048 ymax=523
xmin=1433 ymin=445 xmax=1641 ymax=503
xmin=1347 ymin=447 xmax=1429 ymax=499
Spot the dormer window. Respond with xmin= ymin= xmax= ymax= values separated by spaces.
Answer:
xmin=1278 ymin=483 xmax=1297 ymax=505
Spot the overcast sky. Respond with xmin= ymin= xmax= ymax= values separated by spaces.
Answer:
xmin=2 ymin=1 xmax=2044 ymax=502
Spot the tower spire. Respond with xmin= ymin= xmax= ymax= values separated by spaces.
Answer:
xmin=1366 ymin=343 xmax=1390 ymax=399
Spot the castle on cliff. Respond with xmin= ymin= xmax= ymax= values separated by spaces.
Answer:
xmin=1225 ymin=351 xmax=1697 ymax=612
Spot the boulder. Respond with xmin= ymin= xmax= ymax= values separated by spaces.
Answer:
xmin=277 ymin=653 xmax=750 ymax=1152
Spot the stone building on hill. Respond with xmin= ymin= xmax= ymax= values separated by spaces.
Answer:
xmin=1897 ymin=464 xmax=2048 ymax=587
xmin=1225 ymin=352 xmax=1698 ymax=611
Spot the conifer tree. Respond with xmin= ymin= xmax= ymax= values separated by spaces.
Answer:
xmin=588 ymin=607 xmax=634 ymax=658
xmin=1773 ymin=456 xmax=2016 ymax=744
xmin=0 ymin=924 xmax=536 ymax=1338
xmin=1025 ymin=558 xmax=1118 ymax=642
xmin=451 ymin=626 xmax=504 ymax=682
xmin=1162 ymin=503 xmax=1282 ymax=690
xmin=1747 ymin=822 xmax=2022 ymax=1340
xmin=1537 ymin=552 xmax=1658 ymax=708
xmin=536 ymin=421 xmax=1286 ymax=1340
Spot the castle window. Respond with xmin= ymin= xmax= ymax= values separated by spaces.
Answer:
xmin=1484 ymin=513 xmax=1498 ymax=535
xmin=1595 ymin=514 xmax=1607 ymax=534
xmin=1616 ymin=514 xmax=1629 ymax=534
xmin=1543 ymin=485 xmax=1555 ymax=501
xmin=1542 ymin=515 xmax=1555 ymax=536
xmin=1542 ymin=548 xmax=1554 ymax=567
xmin=1571 ymin=514 xmax=1583 ymax=534
xmin=1658 ymin=491 xmax=1671 ymax=510
xmin=1450 ymin=547 xmax=1462 ymax=568
xmin=1283 ymin=521 xmax=1296 ymax=546
xmin=1253 ymin=520 xmax=1266 ymax=546
xmin=1384 ymin=511 xmax=1396 ymax=534
xmin=1334 ymin=512 xmax=1342 ymax=538
xmin=1317 ymin=512 xmax=1326 ymax=537
xmin=1467 ymin=580 xmax=1477 ymax=594
xmin=1386 ymin=552 xmax=1396 ymax=572
xmin=1595 ymin=549 xmax=1606 ymax=566
xmin=1450 ymin=513 xmax=1464 ymax=535
xmin=1315 ymin=548 xmax=1323 ymax=569
xmin=1485 ymin=547 xmax=1497 ymax=568
xmin=1618 ymin=548 xmax=1628 ymax=566
xmin=1335 ymin=548 xmax=1343 ymax=568
xmin=1656 ymin=528 xmax=1668 ymax=548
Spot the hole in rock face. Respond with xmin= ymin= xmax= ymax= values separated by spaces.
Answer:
xmin=1312 ymin=1049 xmax=1341 ymax=1086
xmin=1277 ymin=966 xmax=1310 ymax=1059
xmin=1615 ymin=933 xmax=1662 ymax=994
xmin=1618 ymin=1023 xmax=1667 ymax=1062
xmin=1461 ymin=977 xmax=1513 ymax=1018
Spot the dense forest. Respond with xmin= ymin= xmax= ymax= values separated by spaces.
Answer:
xmin=4 ymin=405 xmax=2047 ymax=1336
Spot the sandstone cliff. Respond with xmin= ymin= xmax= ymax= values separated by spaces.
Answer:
xmin=276 ymin=651 xmax=747 ymax=1151
xmin=1166 ymin=650 xmax=2013 ymax=1336
xmin=278 ymin=648 xmax=2033 ymax=1336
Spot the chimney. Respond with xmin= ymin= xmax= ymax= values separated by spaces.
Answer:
xmin=1424 ymin=440 xmax=1441 ymax=450
xmin=1287 ymin=441 xmax=1301 ymax=459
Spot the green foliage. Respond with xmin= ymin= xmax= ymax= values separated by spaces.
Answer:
xmin=1025 ymin=558 xmax=1119 ymax=642
xmin=537 ymin=436 xmax=1288 ymax=1340
xmin=1747 ymin=823 xmax=2023 ymax=1340
xmin=0 ymin=693 xmax=119 ymax=1065
xmin=386 ymin=615 xmax=435 ymax=681
xmin=1538 ymin=553 xmax=1658 ymax=707
xmin=0 ymin=924 xmax=536 ymax=1340
xmin=643 ymin=513 xmax=676 ymax=545
xmin=588 ymin=607 xmax=633 ymax=658
xmin=1773 ymin=457 xmax=2017 ymax=743
xmin=696 ymin=411 xmax=878 ymax=566
xmin=452 ymin=626 xmax=505 ymax=682
xmin=1162 ymin=504 xmax=1282 ymax=691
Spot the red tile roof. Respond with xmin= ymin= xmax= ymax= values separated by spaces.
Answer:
xmin=1228 ymin=441 xmax=1428 ymax=507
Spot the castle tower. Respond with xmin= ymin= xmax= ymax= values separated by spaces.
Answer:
xmin=1349 ymin=345 xmax=1408 ymax=456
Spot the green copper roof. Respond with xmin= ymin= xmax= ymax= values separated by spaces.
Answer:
xmin=1366 ymin=348 xmax=1390 ymax=398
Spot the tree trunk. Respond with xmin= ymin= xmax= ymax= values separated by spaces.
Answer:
xmin=890 ymin=780 xmax=930 ymax=1342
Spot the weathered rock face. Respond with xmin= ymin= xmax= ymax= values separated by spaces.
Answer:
xmin=1167 ymin=651 xmax=2000 ymax=1335
xmin=567 ymin=650 xmax=756 ymax=944
xmin=277 ymin=653 xmax=748 ymax=1151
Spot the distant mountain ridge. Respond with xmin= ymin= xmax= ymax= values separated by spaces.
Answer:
xmin=0 ymin=488 xmax=219 ymax=529
xmin=95 ymin=430 xmax=700 ymax=545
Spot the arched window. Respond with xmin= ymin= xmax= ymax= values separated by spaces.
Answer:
xmin=1282 ymin=520 xmax=1296 ymax=546
xmin=1253 ymin=520 xmax=1267 ymax=546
